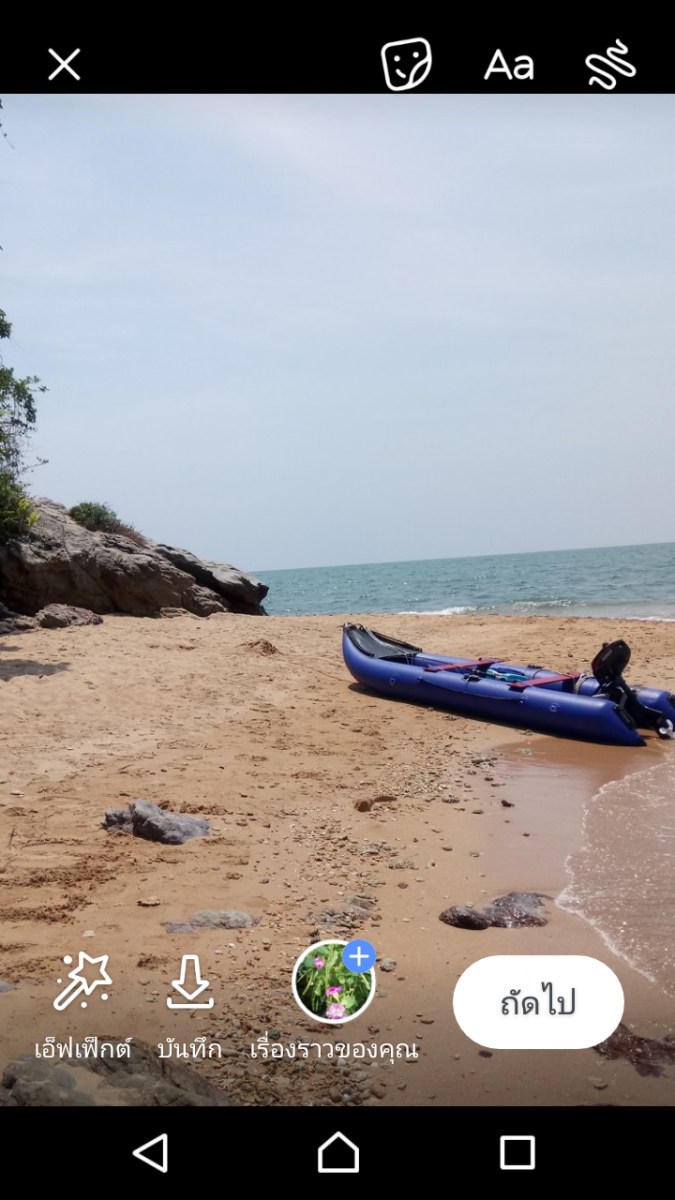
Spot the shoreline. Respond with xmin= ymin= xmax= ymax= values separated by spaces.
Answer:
xmin=1 ymin=611 xmax=674 ymax=1106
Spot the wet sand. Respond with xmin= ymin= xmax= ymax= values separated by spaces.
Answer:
xmin=1 ymin=611 xmax=674 ymax=1106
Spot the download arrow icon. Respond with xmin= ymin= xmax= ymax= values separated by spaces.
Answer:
xmin=167 ymin=955 xmax=214 ymax=1009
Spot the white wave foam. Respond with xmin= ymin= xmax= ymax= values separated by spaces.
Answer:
xmin=558 ymin=757 xmax=675 ymax=995
xmin=556 ymin=890 xmax=659 ymax=988
xmin=513 ymin=599 xmax=574 ymax=609
xmin=397 ymin=605 xmax=476 ymax=616
xmin=620 ymin=615 xmax=675 ymax=623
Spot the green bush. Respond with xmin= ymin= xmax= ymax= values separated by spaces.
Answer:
xmin=0 ymin=472 xmax=37 ymax=543
xmin=69 ymin=501 xmax=120 ymax=532
xmin=69 ymin=501 xmax=147 ymax=546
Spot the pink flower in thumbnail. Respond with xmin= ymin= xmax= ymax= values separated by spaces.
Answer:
xmin=326 ymin=1003 xmax=347 ymax=1020
xmin=313 ymin=957 xmax=326 ymax=969
xmin=326 ymin=986 xmax=343 ymax=996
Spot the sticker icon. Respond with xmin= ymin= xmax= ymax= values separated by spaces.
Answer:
xmin=53 ymin=952 xmax=112 ymax=1011
xmin=585 ymin=39 xmax=636 ymax=91
xmin=166 ymin=954 xmax=214 ymax=1009
xmin=381 ymin=38 xmax=432 ymax=92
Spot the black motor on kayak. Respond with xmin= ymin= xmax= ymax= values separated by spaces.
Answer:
xmin=592 ymin=640 xmax=673 ymax=738
xmin=591 ymin=640 xmax=631 ymax=688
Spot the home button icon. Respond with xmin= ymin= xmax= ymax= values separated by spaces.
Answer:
xmin=318 ymin=1131 xmax=360 ymax=1174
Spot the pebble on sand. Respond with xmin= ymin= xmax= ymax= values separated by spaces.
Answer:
xmin=163 ymin=909 xmax=259 ymax=934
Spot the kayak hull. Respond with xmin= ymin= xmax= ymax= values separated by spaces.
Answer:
xmin=342 ymin=624 xmax=675 ymax=747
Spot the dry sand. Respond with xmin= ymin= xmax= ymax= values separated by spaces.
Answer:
xmin=1 ymin=611 xmax=674 ymax=1107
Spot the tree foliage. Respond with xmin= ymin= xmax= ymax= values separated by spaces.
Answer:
xmin=0 ymin=309 xmax=47 ymax=542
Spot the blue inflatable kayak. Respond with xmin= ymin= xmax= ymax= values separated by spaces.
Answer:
xmin=342 ymin=624 xmax=675 ymax=746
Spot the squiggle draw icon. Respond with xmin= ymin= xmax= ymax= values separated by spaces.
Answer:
xmin=585 ymin=39 xmax=636 ymax=91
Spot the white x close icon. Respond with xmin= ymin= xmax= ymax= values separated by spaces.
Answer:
xmin=48 ymin=48 xmax=81 ymax=81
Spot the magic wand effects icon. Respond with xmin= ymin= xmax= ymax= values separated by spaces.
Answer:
xmin=53 ymin=953 xmax=112 ymax=1011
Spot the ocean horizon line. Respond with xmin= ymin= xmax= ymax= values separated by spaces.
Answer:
xmin=256 ymin=537 xmax=675 ymax=577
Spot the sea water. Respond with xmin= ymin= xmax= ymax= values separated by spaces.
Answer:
xmin=260 ymin=540 xmax=675 ymax=620
xmin=559 ymin=755 xmax=675 ymax=998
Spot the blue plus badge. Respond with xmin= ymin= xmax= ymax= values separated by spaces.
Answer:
xmin=342 ymin=939 xmax=376 ymax=974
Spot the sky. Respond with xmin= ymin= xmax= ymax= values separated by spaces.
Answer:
xmin=2 ymin=93 xmax=674 ymax=571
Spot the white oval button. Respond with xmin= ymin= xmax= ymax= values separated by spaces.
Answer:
xmin=453 ymin=955 xmax=624 ymax=1049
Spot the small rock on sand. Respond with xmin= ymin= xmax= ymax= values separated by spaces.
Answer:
xmin=306 ymin=895 xmax=377 ymax=931
xmin=103 ymin=800 xmax=210 ymax=845
xmin=37 ymin=604 xmax=103 ymax=629
xmin=379 ymin=957 xmax=396 ymax=972
xmin=594 ymin=1023 xmax=675 ymax=1077
xmin=439 ymin=906 xmax=490 ymax=930
xmin=163 ymin=909 xmax=259 ymax=934
xmin=0 ymin=981 xmax=15 ymax=993
xmin=440 ymin=892 xmax=549 ymax=930
xmin=354 ymin=794 xmax=397 ymax=812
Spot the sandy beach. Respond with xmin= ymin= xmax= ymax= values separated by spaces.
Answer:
xmin=1 ymin=611 xmax=674 ymax=1107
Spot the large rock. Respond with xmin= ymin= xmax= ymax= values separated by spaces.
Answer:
xmin=0 ymin=500 xmax=267 ymax=617
xmin=0 ymin=1039 xmax=229 ymax=1106
xmin=153 ymin=544 xmax=268 ymax=611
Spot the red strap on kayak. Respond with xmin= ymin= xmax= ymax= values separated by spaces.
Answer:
xmin=508 ymin=673 xmax=580 ymax=691
xmin=424 ymin=658 xmax=501 ymax=673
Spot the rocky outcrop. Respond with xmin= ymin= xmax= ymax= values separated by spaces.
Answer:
xmin=0 ymin=1040 xmax=229 ymax=1106
xmin=153 ymin=544 xmax=267 ymax=612
xmin=0 ymin=500 xmax=267 ymax=617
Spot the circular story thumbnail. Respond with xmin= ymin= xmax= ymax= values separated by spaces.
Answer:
xmin=291 ymin=939 xmax=376 ymax=1025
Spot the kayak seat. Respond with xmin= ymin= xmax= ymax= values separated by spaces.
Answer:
xmin=344 ymin=623 xmax=421 ymax=663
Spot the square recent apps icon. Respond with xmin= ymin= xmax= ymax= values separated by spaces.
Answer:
xmin=500 ymin=1136 xmax=536 ymax=1170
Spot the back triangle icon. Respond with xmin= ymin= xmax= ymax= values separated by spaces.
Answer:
xmin=132 ymin=1133 xmax=168 ymax=1173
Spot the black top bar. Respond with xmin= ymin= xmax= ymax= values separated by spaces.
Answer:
xmin=2 ymin=30 xmax=672 ymax=92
